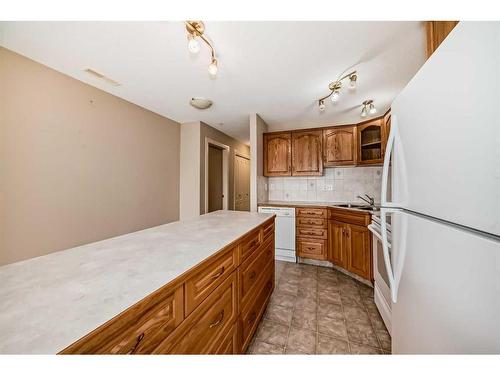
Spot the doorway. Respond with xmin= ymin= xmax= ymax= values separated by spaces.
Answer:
xmin=208 ymin=145 xmax=223 ymax=212
xmin=234 ymin=154 xmax=250 ymax=211
xmin=204 ymin=137 xmax=229 ymax=214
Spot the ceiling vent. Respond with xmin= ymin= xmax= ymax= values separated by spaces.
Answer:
xmin=189 ymin=97 xmax=213 ymax=110
xmin=84 ymin=69 xmax=121 ymax=87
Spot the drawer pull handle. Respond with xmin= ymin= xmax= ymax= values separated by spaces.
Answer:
xmin=127 ymin=333 xmax=145 ymax=354
xmin=210 ymin=310 xmax=225 ymax=328
xmin=249 ymin=271 xmax=257 ymax=280
xmin=210 ymin=267 xmax=225 ymax=280
xmin=306 ymin=246 xmax=316 ymax=251
xmin=248 ymin=311 xmax=257 ymax=325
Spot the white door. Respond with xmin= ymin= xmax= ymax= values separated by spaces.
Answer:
xmin=234 ymin=155 xmax=250 ymax=211
xmin=390 ymin=22 xmax=500 ymax=235
xmin=389 ymin=210 xmax=500 ymax=354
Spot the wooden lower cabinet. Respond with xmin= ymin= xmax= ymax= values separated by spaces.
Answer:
xmin=239 ymin=262 xmax=274 ymax=352
xmin=328 ymin=220 xmax=347 ymax=268
xmin=60 ymin=218 xmax=275 ymax=355
xmin=327 ymin=213 xmax=372 ymax=281
xmin=296 ymin=207 xmax=328 ymax=261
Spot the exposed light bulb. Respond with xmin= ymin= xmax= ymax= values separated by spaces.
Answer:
xmin=208 ymin=59 xmax=218 ymax=76
xmin=360 ymin=106 xmax=368 ymax=118
xmin=319 ymin=100 xmax=326 ymax=112
xmin=349 ymin=74 xmax=357 ymax=90
xmin=330 ymin=90 xmax=340 ymax=103
xmin=187 ymin=35 xmax=200 ymax=54
xmin=369 ymin=103 xmax=377 ymax=114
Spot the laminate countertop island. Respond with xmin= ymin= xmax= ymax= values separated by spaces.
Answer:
xmin=0 ymin=210 xmax=275 ymax=354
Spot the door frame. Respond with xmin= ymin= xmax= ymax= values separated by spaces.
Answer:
xmin=204 ymin=137 xmax=230 ymax=214
xmin=233 ymin=152 xmax=250 ymax=210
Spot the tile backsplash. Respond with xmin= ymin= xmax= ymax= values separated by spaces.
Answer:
xmin=267 ymin=166 xmax=382 ymax=203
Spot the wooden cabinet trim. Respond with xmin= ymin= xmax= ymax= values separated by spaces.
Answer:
xmin=60 ymin=284 xmax=184 ymax=354
xmin=239 ymin=262 xmax=274 ymax=352
xmin=154 ymin=272 xmax=238 ymax=354
xmin=184 ymin=244 xmax=238 ymax=316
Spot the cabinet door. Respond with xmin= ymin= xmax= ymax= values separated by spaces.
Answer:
xmin=291 ymin=130 xmax=323 ymax=176
xmin=263 ymin=133 xmax=291 ymax=176
xmin=346 ymin=224 xmax=372 ymax=280
xmin=357 ymin=119 xmax=384 ymax=165
xmin=426 ymin=21 xmax=459 ymax=58
xmin=323 ymin=126 xmax=357 ymax=166
xmin=381 ymin=110 xmax=391 ymax=159
xmin=328 ymin=220 xmax=346 ymax=267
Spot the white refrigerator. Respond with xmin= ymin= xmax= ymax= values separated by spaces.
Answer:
xmin=381 ymin=22 xmax=500 ymax=354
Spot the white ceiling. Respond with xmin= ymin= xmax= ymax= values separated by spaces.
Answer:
xmin=0 ymin=21 xmax=426 ymax=143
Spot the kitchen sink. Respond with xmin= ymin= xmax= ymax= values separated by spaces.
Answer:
xmin=334 ymin=203 xmax=378 ymax=211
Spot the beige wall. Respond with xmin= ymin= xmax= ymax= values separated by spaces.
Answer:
xmin=179 ymin=122 xmax=201 ymax=220
xmin=0 ymin=47 xmax=180 ymax=265
xmin=249 ymin=114 xmax=268 ymax=211
xmin=199 ymin=122 xmax=250 ymax=214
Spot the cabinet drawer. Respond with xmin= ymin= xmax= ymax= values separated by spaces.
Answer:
xmin=297 ymin=238 xmax=327 ymax=260
xmin=296 ymin=208 xmax=327 ymax=218
xmin=60 ymin=285 xmax=184 ymax=354
xmin=185 ymin=245 xmax=238 ymax=316
xmin=213 ymin=323 xmax=238 ymax=354
xmin=296 ymin=227 xmax=327 ymax=239
xmin=296 ymin=217 xmax=327 ymax=228
xmin=239 ymin=263 xmax=274 ymax=352
xmin=239 ymin=228 xmax=262 ymax=262
xmin=155 ymin=272 xmax=238 ymax=354
xmin=262 ymin=219 xmax=275 ymax=242
xmin=239 ymin=236 xmax=274 ymax=308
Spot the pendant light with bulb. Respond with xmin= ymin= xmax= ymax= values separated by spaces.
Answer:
xmin=185 ymin=21 xmax=219 ymax=77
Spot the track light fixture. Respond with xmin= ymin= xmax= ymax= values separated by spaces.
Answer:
xmin=185 ymin=21 xmax=219 ymax=77
xmin=317 ymin=70 xmax=358 ymax=111
xmin=360 ymin=100 xmax=377 ymax=118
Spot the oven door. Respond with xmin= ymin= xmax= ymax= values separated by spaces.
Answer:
xmin=368 ymin=222 xmax=392 ymax=334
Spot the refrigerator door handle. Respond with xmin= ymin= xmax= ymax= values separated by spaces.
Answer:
xmin=380 ymin=208 xmax=397 ymax=302
xmin=381 ymin=115 xmax=408 ymax=208
xmin=381 ymin=208 xmax=408 ymax=303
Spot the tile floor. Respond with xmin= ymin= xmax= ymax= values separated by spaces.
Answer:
xmin=247 ymin=260 xmax=391 ymax=355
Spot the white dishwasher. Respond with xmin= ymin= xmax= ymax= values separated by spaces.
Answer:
xmin=258 ymin=206 xmax=296 ymax=263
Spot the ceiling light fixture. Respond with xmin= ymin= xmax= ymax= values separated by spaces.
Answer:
xmin=185 ymin=21 xmax=219 ymax=77
xmin=317 ymin=70 xmax=358 ymax=111
xmin=360 ymin=100 xmax=377 ymax=118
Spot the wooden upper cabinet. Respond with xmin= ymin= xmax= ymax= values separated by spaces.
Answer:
xmin=263 ymin=132 xmax=291 ymax=176
xmin=291 ymin=130 xmax=323 ymax=176
xmin=323 ymin=126 xmax=357 ymax=166
xmin=357 ymin=119 xmax=385 ymax=165
xmin=426 ymin=21 xmax=459 ymax=58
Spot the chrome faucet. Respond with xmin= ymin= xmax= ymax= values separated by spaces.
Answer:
xmin=357 ymin=194 xmax=375 ymax=206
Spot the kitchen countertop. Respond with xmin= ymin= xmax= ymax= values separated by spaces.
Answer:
xmin=0 ymin=210 xmax=274 ymax=354
xmin=258 ymin=201 xmax=379 ymax=214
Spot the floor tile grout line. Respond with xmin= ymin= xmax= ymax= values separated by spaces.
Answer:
xmin=356 ymin=281 xmax=384 ymax=352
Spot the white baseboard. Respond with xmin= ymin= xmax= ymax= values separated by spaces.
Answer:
xmin=374 ymin=283 xmax=392 ymax=336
